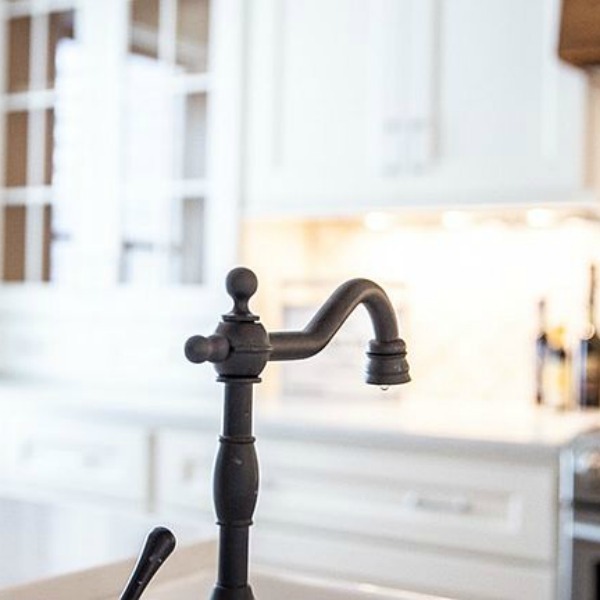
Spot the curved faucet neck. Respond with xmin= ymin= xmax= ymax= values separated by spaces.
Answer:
xmin=269 ymin=278 xmax=400 ymax=362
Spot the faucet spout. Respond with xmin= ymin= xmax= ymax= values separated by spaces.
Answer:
xmin=269 ymin=278 xmax=410 ymax=386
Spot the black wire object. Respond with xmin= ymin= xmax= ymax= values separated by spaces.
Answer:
xmin=184 ymin=267 xmax=410 ymax=600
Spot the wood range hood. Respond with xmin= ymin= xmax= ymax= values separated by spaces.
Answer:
xmin=559 ymin=0 xmax=600 ymax=66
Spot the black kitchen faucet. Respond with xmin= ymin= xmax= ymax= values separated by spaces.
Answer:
xmin=119 ymin=267 xmax=410 ymax=600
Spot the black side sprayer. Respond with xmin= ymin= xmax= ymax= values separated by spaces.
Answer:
xmin=119 ymin=526 xmax=176 ymax=600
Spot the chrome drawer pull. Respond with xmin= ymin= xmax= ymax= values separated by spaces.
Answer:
xmin=403 ymin=491 xmax=473 ymax=515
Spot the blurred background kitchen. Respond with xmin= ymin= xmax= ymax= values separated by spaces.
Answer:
xmin=0 ymin=0 xmax=599 ymax=599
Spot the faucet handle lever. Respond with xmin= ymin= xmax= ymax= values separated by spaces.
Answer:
xmin=185 ymin=334 xmax=230 ymax=364
xmin=119 ymin=527 xmax=176 ymax=600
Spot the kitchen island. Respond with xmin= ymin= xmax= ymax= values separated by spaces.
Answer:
xmin=0 ymin=381 xmax=598 ymax=599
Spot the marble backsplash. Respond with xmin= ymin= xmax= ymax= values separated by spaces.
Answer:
xmin=242 ymin=212 xmax=600 ymax=406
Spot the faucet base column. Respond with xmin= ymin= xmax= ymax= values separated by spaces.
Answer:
xmin=212 ymin=380 xmax=259 ymax=599
xmin=211 ymin=585 xmax=255 ymax=600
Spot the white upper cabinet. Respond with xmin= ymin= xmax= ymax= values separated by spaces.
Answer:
xmin=245 ymin=0 xmax=589 ymax=216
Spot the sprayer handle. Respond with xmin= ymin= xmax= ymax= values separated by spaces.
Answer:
xmin=119 ymin=527 xmax=176 ymax=600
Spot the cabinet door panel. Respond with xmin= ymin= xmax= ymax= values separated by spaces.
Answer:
xmin=246 ymin=0 xmax=587 ymax=216
xmin=436 ymin=0 xmax=586 ymax=196
xmin=247 ymin=0 xmax=437 ymax=212
xmin=279 ymin=1 xmax=369 ymax=173
xmin=441 ymin=0 xmax=544 ymax=161
xmin=247 ymin=0 xmax=370 ymax=189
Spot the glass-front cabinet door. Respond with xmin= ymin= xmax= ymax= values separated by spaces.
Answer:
xmin=1 ymin=3 xmax=75 ymax=282
xmin=0 ymin=0 xmax=242 ymax=384
xmin=0 ymin=0 xmax=239 ymax=288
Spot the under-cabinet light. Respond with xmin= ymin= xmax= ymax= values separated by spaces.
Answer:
xmin=526 ymin=208 xmax=557 ymax=228
xmin=364 ymin=211 xmax=394 ymax=232
xmin=441 ymin=210 xmax=472 ymax=230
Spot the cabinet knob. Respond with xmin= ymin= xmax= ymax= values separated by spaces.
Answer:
xmin=403 ymin=491 xmax=472 ymax=515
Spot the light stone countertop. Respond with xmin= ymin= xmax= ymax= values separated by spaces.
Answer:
xmin=0 ymin=540 xmax=453 ymax=600
xmin=0 ymin=378 xmax=598 ymax=459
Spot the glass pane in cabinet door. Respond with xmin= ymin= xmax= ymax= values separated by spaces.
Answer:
xmin=13 ymin=203 xmax=52 ymax=283
xmin=47 ymin=11 xmax=75 ymax=90
xmin=8 ymin=16 xmax=31 ymax=93
xmin=5 ymin=111 xmax=28 ymax=187
xmin=182 ymin=93 xmax=207 ymax=179
xmin=41 ymin=204 xmax=52 ymax=282
xmin=176 ymin=0 xmax=210 ymax=72
xmin=3 ymin=205 xmax=26 ymax=282
xmin=25 ymin=108 xmax=51 ymax=187
xmin=44 ymin=108 xmax=54 ymax=186
xmin=130 ymin=0 xmax=160 ymax=59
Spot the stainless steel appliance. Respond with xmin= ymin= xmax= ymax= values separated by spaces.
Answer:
xmin=561 ymin=429 xmax=600 ymax=599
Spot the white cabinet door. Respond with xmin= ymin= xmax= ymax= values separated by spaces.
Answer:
xmin=4 ymin=415 xmax=150 ymax=506
xmin=246 ymin=0 xmax=410 ymax=215
xmin=436 ymin=0 xmax=585 ymax=202
xmin=245 ymin=0 xmax=588 ymax=217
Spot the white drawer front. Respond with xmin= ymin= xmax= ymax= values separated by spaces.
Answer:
xmin=6 ymin=416 xmax=149 ymax=503
xmin=155 ymin=430 xmax=216 ymax=512
xmin=257 ymin=438 xmax=557 ymax=563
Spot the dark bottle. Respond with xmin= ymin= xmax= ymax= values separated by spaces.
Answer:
xmin=577 ymin=264 xmax=600 ymax=408
xmin=535 ymin=299 xmax=548 ymax=405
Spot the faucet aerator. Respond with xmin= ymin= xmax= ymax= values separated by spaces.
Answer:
xmin=365 ymin=339 xmax=410 ymax=386
xmin=366 ymin=357 xmax=411 ymax=386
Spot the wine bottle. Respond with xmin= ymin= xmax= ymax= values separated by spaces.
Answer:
xmin=576 ymin=264 xmax=600 ymax=408
xmin=545 ymin=325 xmax=569 ymax=410
xmin=535 ymin=299 xmax=548 ymax=405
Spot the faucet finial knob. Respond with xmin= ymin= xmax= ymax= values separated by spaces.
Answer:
xmin=225 ymin=267 xmax=259 ymax=322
